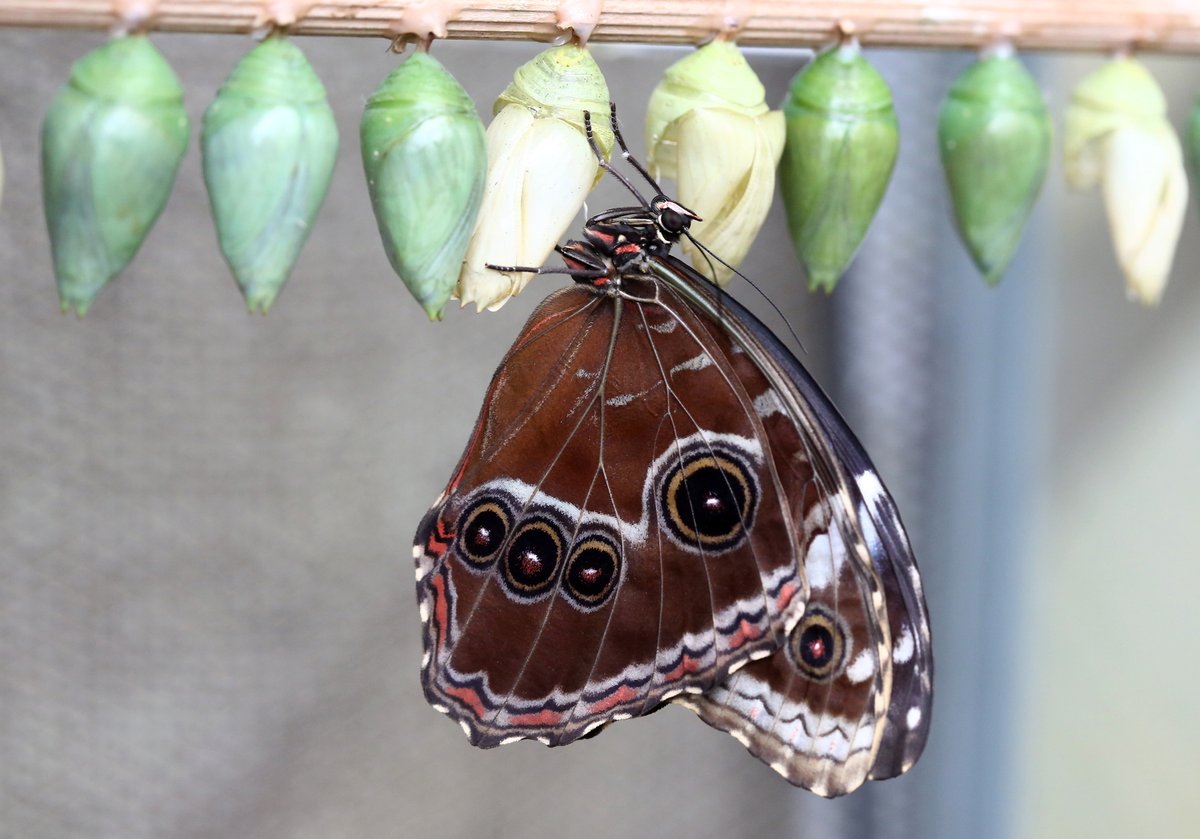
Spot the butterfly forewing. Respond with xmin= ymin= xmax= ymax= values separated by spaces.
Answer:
xmin=414 ymin=279 xmax=809 ymax=747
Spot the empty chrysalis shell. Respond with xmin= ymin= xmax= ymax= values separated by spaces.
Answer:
xmin=202 ymin=36 xmax=339 ymax=314
xmin=1064 ymin=58 xmax=1188 ymax=306
xmin=938 ymin=52 xmax=1052 ymax=285
xmin=361 ymin=52 xmax=486 ymax=320
xmin=779 ymin=41 xmax=899 ymax=293
xmin=456 ymin=44 xmax=613 ymax=312
xmin=41 ymin=35 xmax=190 ymax=315
xmin=645 ymin=39 xmax=784 ymax=286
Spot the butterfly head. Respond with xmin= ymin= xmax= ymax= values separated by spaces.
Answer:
xmin=650 ymin=195 xmax=701 ymax=244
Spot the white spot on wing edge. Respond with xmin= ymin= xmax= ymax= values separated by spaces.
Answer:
xmin=500 ymin=735 xmax=523 ymax=745
xmin=805 ymin=534 xmax=834 ymax=588
xmin=459 ymin=720 xmax=472 ymax=737
xmin=845 ymin=649 xmax=876 ymax=684
xmin=418 ymin=600 xmax=430 ymax=622
xmin=906 ymin=706 xmax=922 ymax=729
xmin=893 ymin=623 xmax=914 ymax=664
xmin=411 ymin=544 xmax=422 ymax=559
xmin=752 ymin=389 xmax=785 ymax=419
xmin=855 ymin=469 xmax=887 ymax=505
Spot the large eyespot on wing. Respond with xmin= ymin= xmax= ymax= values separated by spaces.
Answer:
xmin=658 ymin=441 xmax=758 ymax=553
xmin=412 ymin=281 xmax=810 ymax=749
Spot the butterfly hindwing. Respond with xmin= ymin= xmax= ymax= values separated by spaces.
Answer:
xmin=655 ymin=255 xmax=931 ymax=796
xmin=414 ymin=279 xmax=811 ymax=747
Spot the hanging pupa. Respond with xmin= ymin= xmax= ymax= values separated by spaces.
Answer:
xmin=1064 ymin=57 xmax=1187 ymax=306
xmin=644 ymin=39 xmax=784 ymax=286
xmin=937 ymin=47 xmax=1052 ymax=285
xmin=779 ymin=39 xmax=898 ymax=293
xmin=361 ymin=51 xmax=486 ymax=320
xmin=456 ymin=43 xmax=613 ymax=312
xmin=202 ymin=35 xmax=338 ymax=314
xmin=41 ymin=34 xmax=190 ymax=315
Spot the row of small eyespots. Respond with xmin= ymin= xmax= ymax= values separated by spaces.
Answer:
xmin=456 ymin=497 xmax=620 ymax=609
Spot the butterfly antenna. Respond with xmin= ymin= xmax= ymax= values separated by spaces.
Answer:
xmin=607 ymin=100 xmax=666 ymax=197
xmin=584 ymin=111 xmax=650 ymax=209
xmin=684 ymin=232 xmax=809 ymax=355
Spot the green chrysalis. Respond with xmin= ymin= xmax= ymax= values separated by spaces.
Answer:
xmin=779 ymin=41 xmax=899 ymax=293
xmin=938 ymin=52 xmax=1052 ymax=285
xmin=202 ymin=36 xmax=339 ymax=314
xmin=361 ymin=52 xmax=486 ymax=321
xmin=41 ymin=35 xmax=190 ymax=316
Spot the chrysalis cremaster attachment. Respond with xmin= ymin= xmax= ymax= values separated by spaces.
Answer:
xmin=779 ymin=40 xmax=898 ymax=293
xmin=361 ymin=52 xmax=486 ymax=321
xmin=41 ymin=34 xmax=190 ymax=316
xmin=202 ymin=36 xmax=339 ymax=314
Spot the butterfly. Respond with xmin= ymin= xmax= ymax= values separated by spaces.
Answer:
xmin=412 ymin=108 xmax=932 ymax=797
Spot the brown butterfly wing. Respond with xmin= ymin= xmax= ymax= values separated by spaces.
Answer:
xmin=657 ymin=256 xmax=931 ymax=796
xmin=414 ymin=280 xmax=810 ymax=747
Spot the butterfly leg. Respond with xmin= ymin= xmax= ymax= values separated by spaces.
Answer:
xmin=487 ymin=242 xmax=614 ymax=283
xmin=605 ymin=100 xmax=665 ymax=197
xmin=583 ymin=111 xmax=651 ymax=209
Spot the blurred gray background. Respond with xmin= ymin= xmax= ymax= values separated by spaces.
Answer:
xmin=1 ymin=30 xmax=1198 ymax=839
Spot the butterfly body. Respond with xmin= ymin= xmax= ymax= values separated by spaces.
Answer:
xmin=413 ymin=146 xmax=931 ymax=795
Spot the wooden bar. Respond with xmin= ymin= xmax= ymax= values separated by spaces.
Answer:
xmin=0 ymin=1 xmax=1198 ymax=53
